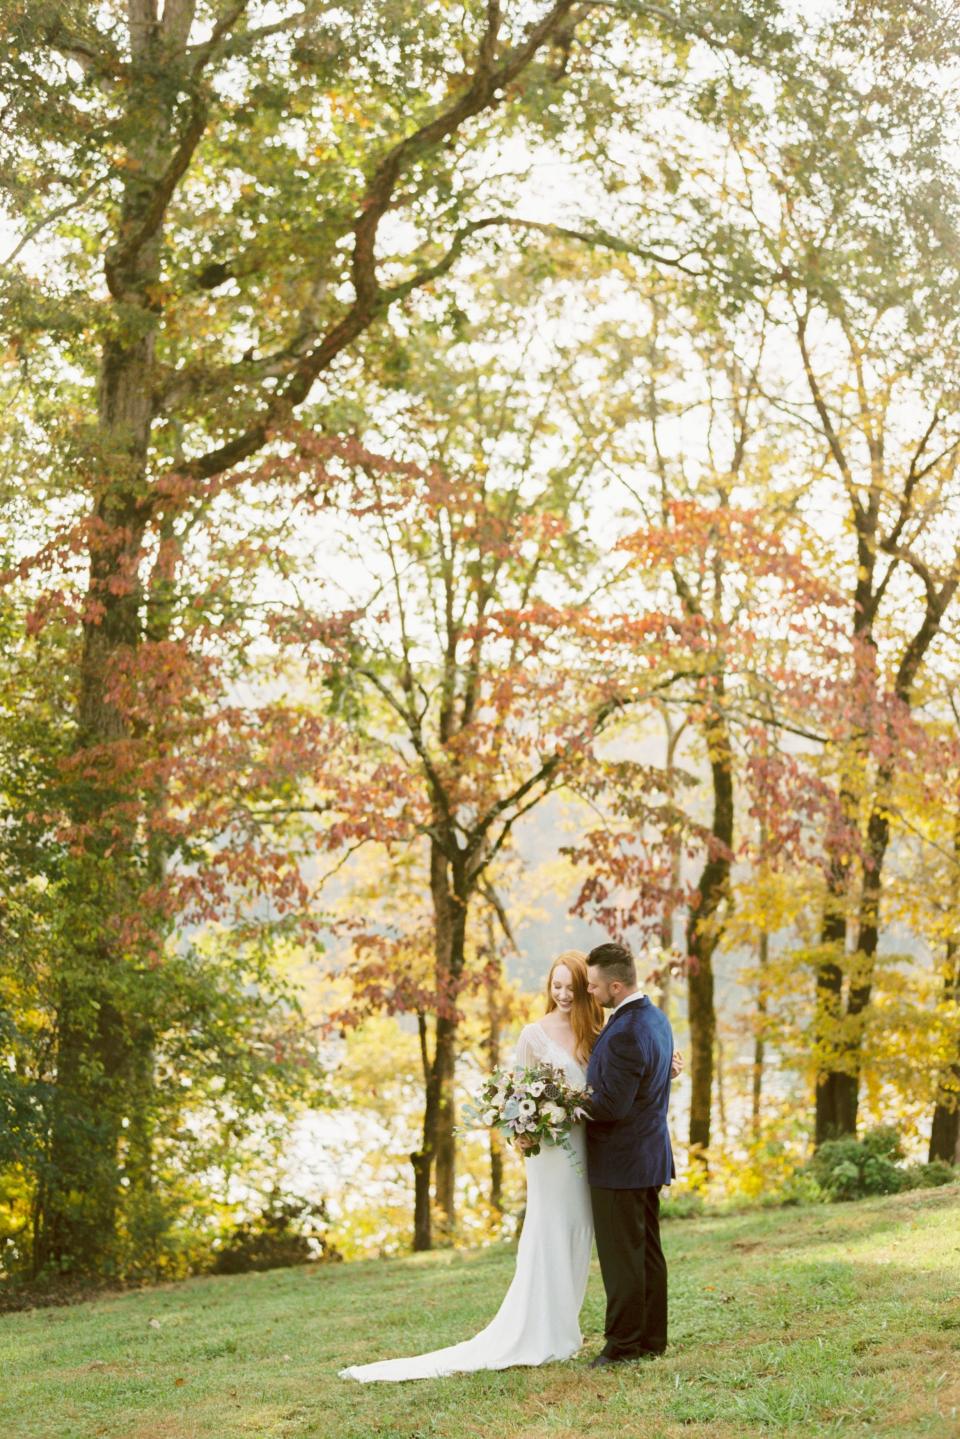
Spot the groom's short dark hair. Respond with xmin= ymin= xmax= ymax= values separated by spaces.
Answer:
xmin=587 ymin=942 xmax=636 ymax=986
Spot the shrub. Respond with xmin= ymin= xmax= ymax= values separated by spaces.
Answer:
xmin=809 ymin=1127 xmax=906 ymax=1201
xmin=710 ymin=1130 xmax=823 ymax=1209
xmin=900 ymin=1159 xmax=957 ymax=1191
xmin=808 ymin=1127 xmax=957 ymax=1202
xmin=758 ymin=1168 xmax=824 ymax=1208
xmin=211 ymin=1193 xmax=341 ymax=1275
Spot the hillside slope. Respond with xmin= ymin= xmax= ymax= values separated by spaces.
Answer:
xmin=2 ymin=1185 xmax=958 ymax=1439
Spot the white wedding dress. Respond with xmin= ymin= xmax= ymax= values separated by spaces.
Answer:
xmin=339 ymin=1021 xmax=594 ymax=1381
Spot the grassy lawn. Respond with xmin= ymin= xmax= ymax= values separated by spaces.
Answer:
xmin=2 ymin=1184 xmax=958 ymax=1439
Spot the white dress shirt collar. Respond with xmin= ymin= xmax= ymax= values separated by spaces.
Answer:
xmin=610 ymin=989 xmax=645 ymax=1015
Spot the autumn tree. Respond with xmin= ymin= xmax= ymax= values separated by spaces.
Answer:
xmin=874 ymin=689 xmax=960 ymax=1162
xmin=928 ymin=801 xmax=960 ymax=1162
xmin=715 ymin=3 xmax=960 ymax=1142
xmin=566 ymin=0 xmax=960 ymax=1146
xmin=326 ymin=840 xmax=530 ymax=1240
xmin=2 ymin=0 xmax=644 ymax=1277
xmin=547 ymin=259 xmax=832 ymax=1159
xmin=279 ymin=298 xmax=705 ymax=1245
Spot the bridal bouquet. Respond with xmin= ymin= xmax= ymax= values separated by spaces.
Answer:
xmin=460 ymin=1061 xmax=590 ymax=1166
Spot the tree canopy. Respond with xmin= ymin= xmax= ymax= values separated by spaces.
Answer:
xmin=2 ymin=0 xmax=960 ymax=1282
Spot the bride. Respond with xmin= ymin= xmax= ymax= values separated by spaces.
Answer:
xmin=339 ymin=949 xmax=605 ymax=1381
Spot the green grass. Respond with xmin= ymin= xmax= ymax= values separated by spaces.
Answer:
xmin=2 ymin=1185 xmax=959 ymax=1439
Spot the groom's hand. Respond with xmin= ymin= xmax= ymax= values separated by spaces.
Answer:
xmin=670 ymin=1051 xmax=684 ymax=1078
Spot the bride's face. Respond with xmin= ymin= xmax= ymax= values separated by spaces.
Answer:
xmin=550 ymin=964 xmax=575 ymax=1013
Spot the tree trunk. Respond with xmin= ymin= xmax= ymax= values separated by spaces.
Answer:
xmin=489 ymin=1121 xmax=505 ymax=1215
xmin=815 ymin=807 xmax=888 ymax=1145
xmin=411 ymin=1149 xmax=433 ymax=1251
xmin=411 ymin=1014 xmax=433 ymax=1250
xmin=752 ymin=927 xmax=768 ymax=1139
xmin=812 ymin=509 xmax=875 ymax=1146
xmin=815 ymin=600 xmax=948 ymax=1144
xmin=714 ymin=1030 xmax=727 ymax=1143
xmin=814 ymin=755 xmax=857 ymax=1142
xmin=686 ymin=685 xmax=733 ymax=1162
xmin=483 ymin=929 xmax=505 ymax=1213
xmin=930 ymin=810 xmax=960 ymax=1163
xmin=411 ymin=838 xmax=470 ymax=1249
xmin=827 ymin=798 xmax=891 ymax=1136
xmin=929 ymin=959 xmax=960 ymax=1163
xmin=34 ymin=17 xmax=178 ymax=1274
xmin=34 ymin=997 xmax=131 ymax=1277
xmin=432 ymin=1012 xmax=459 ymax=1240
xmin=432 ymin=867 xmax=469 ymax=1238
xmin=411 ymin=1044 xmax=448 ymax=1253
xmin=687 ymin=946 xmax=715 ymax=1157
xmin=657 ymin=705 xmax=686 ymax=1009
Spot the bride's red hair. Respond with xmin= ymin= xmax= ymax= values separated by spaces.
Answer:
xmin=544 ymin=949 xmax=604 ymax=1065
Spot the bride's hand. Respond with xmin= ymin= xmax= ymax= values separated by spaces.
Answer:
xmin=514 ymin=1135 xmax=536 ymax=1154
xmin=670 ymin=1051 xmax=684 ymax=1078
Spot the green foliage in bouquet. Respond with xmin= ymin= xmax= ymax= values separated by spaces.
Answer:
xmin=459 ymin=1063 xmax=590 ymax=1167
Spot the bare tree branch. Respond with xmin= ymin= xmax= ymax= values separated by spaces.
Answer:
xmin=105 ymin=84 xmax=210 ymax=297
xmin=796 ymin=307 xmax=858 ymax=516
xmin=186 ymin=3 xmax=324 ymax=67
xmin=480 ymin=882 xmax=519 ymax=951
xmin=43 ymin=18 xmax=127 ymax=77
xmin=497 ymin=216 xmax=708 ymax=276
xmin=175 ymin=0 xmax=582 ymax=482
xmin=0 ymin=178 xmax=108 ymax=273
xmin=160 ymin=0 xmax=200 ymax=53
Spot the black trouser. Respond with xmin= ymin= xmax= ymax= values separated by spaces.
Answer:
xmin=590 ymin=1185 xmax=667 ymax=1358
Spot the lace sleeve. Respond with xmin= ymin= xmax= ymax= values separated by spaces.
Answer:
xmin=513 ymin=1024 xmax=545 ymax=1071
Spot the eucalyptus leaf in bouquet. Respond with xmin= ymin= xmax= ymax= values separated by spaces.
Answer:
xmin=459 ymin=1061 xmax=591 ymax=1171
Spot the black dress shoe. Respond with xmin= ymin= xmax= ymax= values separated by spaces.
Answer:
xmin=589 ymin=1349 xmax=664 ymax=1368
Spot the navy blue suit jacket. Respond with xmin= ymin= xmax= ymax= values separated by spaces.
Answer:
xmin=585 ymin=995 xmax=676 ymax=1190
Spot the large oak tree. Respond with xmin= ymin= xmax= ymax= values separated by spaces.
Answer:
xmin=2 ymin=0 xmax=621 ymax=1275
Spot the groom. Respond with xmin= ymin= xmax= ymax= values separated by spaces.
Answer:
xmin=584 ymin=941 xmax=676 ymax=1367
